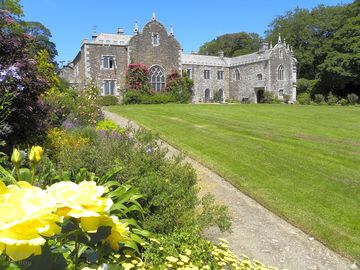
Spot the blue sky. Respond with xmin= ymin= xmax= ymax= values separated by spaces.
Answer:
xmin=21 ymin=0 xmax=352 ymax=64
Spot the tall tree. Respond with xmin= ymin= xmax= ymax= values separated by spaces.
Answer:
xmin=266 ymin=1 xmax=359 ymax=97
xmin=199 ymin=32 xmax=261 ymax=57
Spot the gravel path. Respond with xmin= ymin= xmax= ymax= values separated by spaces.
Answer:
xmin=105 ymin=110 xmax=357 ymax=270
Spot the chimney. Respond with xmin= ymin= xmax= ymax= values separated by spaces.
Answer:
xmin=117 ymin=27 xmax=124 ymax=35
xmin=218 ymin=51 xmax=224 ymax=59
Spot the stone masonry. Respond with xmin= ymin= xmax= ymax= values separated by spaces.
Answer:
xmin=59 ymin=14 xmax=297 ymax=103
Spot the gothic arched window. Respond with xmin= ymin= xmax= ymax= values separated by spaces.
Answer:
xmin=235 ymin=69 xmax=240 ymax=80
xmin=278 ymin=65 xmax=284 ymax=81
xmin=149 ymin=65 xmax=165 ymax=92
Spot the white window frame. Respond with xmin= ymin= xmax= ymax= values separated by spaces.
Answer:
xmin=103 ymin=80 xmax=117 ymax=96
xmin=101 ymin=55 xmax=116 ymax=69
xmin=149 ymin=65 xmax=165 ymax=92
xmin=217 ymin=70 xmax=224 ymax=80
xmin=277 ymin=65 xmax=284 ymax=81
xmin=151 ymin=32 xmax=160 ymax=46
xmin=204 ymin=70 xmax=210 ymax=79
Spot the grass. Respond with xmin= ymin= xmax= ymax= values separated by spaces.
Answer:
xmin=108 ymin=103 xmax=360 ymax=261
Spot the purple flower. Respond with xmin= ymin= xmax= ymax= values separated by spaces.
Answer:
xmin=146 ymin=147 xmax=153 ymax=155
xmin=16 ymin=84 xmax=24 ymax=91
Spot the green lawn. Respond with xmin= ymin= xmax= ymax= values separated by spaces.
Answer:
xmin=108 ymin=104 xmax=360 ymax=261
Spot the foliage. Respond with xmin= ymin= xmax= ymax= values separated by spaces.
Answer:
xmin=339 ymin=98 xmax=348 ymax=106
xmin=140 ymin=93 xmax=176 ymax=104
xmin=297 ymin=92 xmax=311 ymax=105
xmin=0 ymin=10 xmax=53 ymax=146
xmin=266 ymin=1 xmax=360 ymax=97
xmin=199 ymin=32 xmax=261 ymax=57
xmin=97 ymin=95 xmax=118 ymax=106
xmin=314 ymin=94 xmax=325 ymax=104
xmin=96 ymin=120 xmax=124 ymax=135
xmin=125 ymin=63 xmax=151 ymax=94
xmin=296 ymin=78 xmax=318 ymax=95
xmin=262 ymin=91 xmax=280 ymax=104
xmin=44 ymin=82 xmax=103 ymax=129
xmin=34 ymin=49 xmax=59 ymax=94
xmin=283 ymin=94 xmax=291 ymax=104
xmin=123 ymin=89 xmax=143 ymax=104
xmin=326 ymin=92 xmax=338 ymax=105
xmin=143 ymin=229 xmax=277 ymax=269
xmin=44 ymin=125 xmax=230 ymax=235
xmin=213 ymin=90 xmax=224 ymax=103
xmin=165 ymin=70 xmax=193 ymax=103
xmin=0 ymin=0 xmax=23 ymax=16
xmin=347 ymin=93 xmax=359 ymax=105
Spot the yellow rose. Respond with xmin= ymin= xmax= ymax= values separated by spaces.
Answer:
xmin=10 ymin=148 xmax=21 ymax=165
xmin=28 ymin=145 xmax=44 ymax=163
xmin=0 ymin=181 xmax=61 ymax=261
xmin=47 ymin=181 xmax=113 ymax=219
xmin=80 ymin=214 xmax=129 ymax=250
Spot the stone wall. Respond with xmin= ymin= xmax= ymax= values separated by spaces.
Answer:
xmin=129 ymin=20 xmax=181 ymax=75
xmin=87 ymin=44 xmax=128 ymax=95
xmin=183 ymin=64 xmax=229 ymax=102
xmin=229 ymin=61 xmax=268 ymax=102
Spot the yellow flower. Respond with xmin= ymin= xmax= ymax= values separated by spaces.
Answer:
xmin=166 ymin=256 xmax=178 ymax=263
xmin=28 ymin=146 xmax=44 ymax=163
xmin=11 ymin=148 xmax=21 ymax=165
xmin=80 ymin=214 xmax=129 ymax=250
xmin=47 ymin=181 xmax=113 ymax=221
xmin=0 ymin=181 xmax=61 ymax=261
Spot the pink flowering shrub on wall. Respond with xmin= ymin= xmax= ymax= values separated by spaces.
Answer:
xmin=125 ymin=63 xmax=151 ymax=94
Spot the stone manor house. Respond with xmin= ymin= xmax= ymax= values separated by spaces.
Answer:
xmin=59 ymin=14 xmax=297 ymax=103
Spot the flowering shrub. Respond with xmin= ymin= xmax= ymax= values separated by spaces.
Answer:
xmin=0 ymin=10 xmax=53 ymax=146
xmin=125 ymin=63 xmax=151 ymax=94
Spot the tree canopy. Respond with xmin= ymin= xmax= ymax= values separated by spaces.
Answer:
xmin=198 ymin=32 xmax=261 ymax=57
xmin=266 ymin=1 xmax=359 ymax=97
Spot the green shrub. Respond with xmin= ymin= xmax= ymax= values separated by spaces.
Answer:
xmin=297 ymin=92 xmax=311 ymax=105
xmin=296 ymin=78 xmax=318 ymax=95
xmin=283 ymin=94 xmax=291 ymax=104
xmin=326 ymin=92 xmax=338 ymax=105
xmin=213 ymin=90 xmax=224 ymax=103
xmin=262 ymin=91 xmax=275 ymax=104
xmin=347 ymin=93 xmax=359 ymax=105
xmin=45 ymin=127 xmax=230 ymax=234
xmin=96 ymin=119 xmax=124 ymax=134
xmin=314 ymin=94 xmax=325 ymax=104
xmin=123 ymin=89 xmax=142 ymax=104
xmin=339 ymin=98 xmax=348 ymax=106
xmin=97 ymin=95 xmax=118 ymax=106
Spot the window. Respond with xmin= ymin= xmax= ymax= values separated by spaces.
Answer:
xmin=102 ymin=56 xmax=115 ymax=69
xmin=152 ymin=33 xmax=159 ymax=46
xmin=217 ymin=71 xmax=224 ymax=80
xmin=186 ymin=68 xmax=192 ymax=79
xmin=278 ymin=89 xmax=284 ymax=97
xmin=149 ymin=65 xmax=165 ymax=91
xmin=277 ymin=65 xmax=284 ymax=80
xmin=235 ymin=69 xmax=240 ymax=80
xmin=204 ymin=70 xmax=210 ymax=79
xmin=103 ymin=80 xmax=116 ymax=96
xmin=279 ymin=50 xmax=283 ymax=58
xmin=257 ymin=74 xmax=263 ymax=81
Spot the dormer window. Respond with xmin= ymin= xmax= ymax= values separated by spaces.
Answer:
xmin=102 ymin=56 xmax=115 ymax=69
xmin=152 ymin=33 xmax=160 ymax=46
